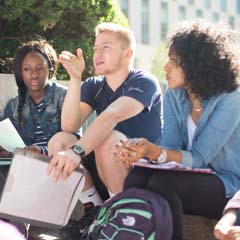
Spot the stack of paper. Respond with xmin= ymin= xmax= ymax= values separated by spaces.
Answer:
xmin=0 ymin=118 xmax=25 ymax=152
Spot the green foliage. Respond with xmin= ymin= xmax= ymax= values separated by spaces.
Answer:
xmin=0 ymin=0 xmax=128 ymax=80
xmin=151 ymin=42 xmax=168 ymax=93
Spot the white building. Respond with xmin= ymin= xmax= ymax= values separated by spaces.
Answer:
xmin=117 ymin=0 xmax=240 ymax=72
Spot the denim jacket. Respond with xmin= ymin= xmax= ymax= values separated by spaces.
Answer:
xmin=162 ymin=87 xmax=240 ymax=197
xmin=3 ymin=82 xmax=67 ymax=146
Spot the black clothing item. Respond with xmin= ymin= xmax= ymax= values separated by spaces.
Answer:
xmin=60 ymin=204 xmax=100 ymax=240
xmin=124 ymin=167 xmax=230 ymax=240
xmin=83 ymin=152 xmax=109 ymax=201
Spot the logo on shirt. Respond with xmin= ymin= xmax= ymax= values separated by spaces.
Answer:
xmin=128 ymin=87 xmax=144 ymax=93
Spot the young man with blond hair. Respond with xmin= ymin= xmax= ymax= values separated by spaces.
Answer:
xmin=47 ymin=22 xmax=162 ymax=207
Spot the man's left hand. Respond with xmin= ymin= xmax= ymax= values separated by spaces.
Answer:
xmin=47 ymin=149 xmax=81 ymax=181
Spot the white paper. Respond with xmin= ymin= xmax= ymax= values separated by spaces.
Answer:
xmin=0 ymin=149 xmax=85 ymax=227
xmin=0 ymin=118 xmax=25 ymax=152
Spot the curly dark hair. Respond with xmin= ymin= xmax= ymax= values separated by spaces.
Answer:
xmin=168 ymin=20 xmax=240 ymax=99
xmin=12 ymin=38 xmax=58 ymax=126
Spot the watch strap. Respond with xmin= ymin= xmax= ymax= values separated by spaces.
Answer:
xmin=71 ymin=144 xmax=85 ymax=159
xmin=156 ymin=148 xmax=167 ymax=163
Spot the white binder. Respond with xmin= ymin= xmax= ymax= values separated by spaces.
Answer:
xmin=0 ymin=148 xmax=85 ymax=228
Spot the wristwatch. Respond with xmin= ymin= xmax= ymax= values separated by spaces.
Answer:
xmin=71 ymin=144 xmax=85 ymax=159
xmin=156 ymin=148 xmax=167 ymax=163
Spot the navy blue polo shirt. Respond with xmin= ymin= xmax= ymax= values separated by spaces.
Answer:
xmin=81 ymin=69 xmax=162 ymax=144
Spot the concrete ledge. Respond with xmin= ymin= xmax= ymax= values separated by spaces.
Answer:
xmin=184 ymin=214 xmax=217 ymax=240
xmin=0 ymin=74 xmax=18 ymax=116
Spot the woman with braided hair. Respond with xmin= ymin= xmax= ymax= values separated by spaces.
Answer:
xmin=2 ymin=38 xmax=67 ymax=155
xmin=0 ymin=38 xmax=70 ymax=238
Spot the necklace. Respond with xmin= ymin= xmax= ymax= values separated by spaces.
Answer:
xmin=192 ymin=107 xmax=203 ymax=112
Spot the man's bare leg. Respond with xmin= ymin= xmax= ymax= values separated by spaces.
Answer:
xmin=94 ymin=130 xmax=129 ymax=195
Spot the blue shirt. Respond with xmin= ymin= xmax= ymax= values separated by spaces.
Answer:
xmin=81 ymin=69 xmax=162 ymax=144
xmin=162 ymin=87 xmax=240 ymax=197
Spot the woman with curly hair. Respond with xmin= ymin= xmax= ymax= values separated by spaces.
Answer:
xmin=2 ymin=38 xmax=67 ymax=155
xmin=115 ymin=20 xmax=240 ymax=240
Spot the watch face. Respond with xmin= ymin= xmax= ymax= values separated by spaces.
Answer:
xmin=73 ymin=145 xmax=84 ymax=154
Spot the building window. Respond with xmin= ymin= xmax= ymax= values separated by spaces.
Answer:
xmin=188 ymin=0 xmax=194 ymax=4
xmin=204 ymin=0 xmax=211 ymax=9
xmin=237 ymin=0 xmax=240 ymax=14
xmin=229 ymin=16 xmax=235 ymax=27
xmin=119 ymin=0 xmax=129 ymax=18
xmin=212 ymin=12 xmax=219 ymax=22
xmin=221 ymin=0 xmax=227 ymax=12
xmin=141 ymin=0 xmax=149 ymax=44
xmin=196 ymin=9 xmax=203 ymax=18
xmin=179 ymin=6 xmax=186 ymax=21
xmin=160 ymin=2 xmax=168 ymax=41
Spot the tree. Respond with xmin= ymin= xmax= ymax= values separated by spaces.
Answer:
xmin=0 ymin=0 xmax=127 ymax=79
xmin=151 ymin=42 xmax=168 ymax=93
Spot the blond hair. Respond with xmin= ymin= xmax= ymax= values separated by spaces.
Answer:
xmin=95 ymin=22 xmax=136 ymax=57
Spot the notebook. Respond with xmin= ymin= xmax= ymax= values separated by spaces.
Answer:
xmin=0 ymin=148 xmax=85 ymax=228
xmin=133 ymin=159 xmax=215 ymax=174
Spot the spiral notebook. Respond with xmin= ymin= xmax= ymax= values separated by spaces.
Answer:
xmin=0 ymin=148 xmax=85 ymax=228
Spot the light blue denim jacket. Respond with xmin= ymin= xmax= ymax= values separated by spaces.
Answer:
xmin=3 ymin=82 xmax=67 ymax=146
xmin=162 ymin=87 xmax=240 ymax=197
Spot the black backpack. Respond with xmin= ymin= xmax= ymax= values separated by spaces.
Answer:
xmin=81 ymin=187 xmax=172 ymax=240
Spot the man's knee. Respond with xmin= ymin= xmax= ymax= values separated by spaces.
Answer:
xmin=95 ymin=130 xmax=127 ymax=157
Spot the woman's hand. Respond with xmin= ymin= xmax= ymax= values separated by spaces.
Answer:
xmin=26 ymin=145 xmax=42 ymax=154
xmin=227 ymin=227 xmax=240 ymax=240
xmin=0 ymin=146 xmax=13 ymax=158
xmin=214 ymin=225 xmax=240 ymax=240
xmin=58 ymin=48 xmax=85 ymax=81
xmin=214 ymin=223 xmax=231 ymax=239
xmin=214 ymin=209 xmax=238 ymax=240
xmin=114 ymin=138 xmax=157 ymax=166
